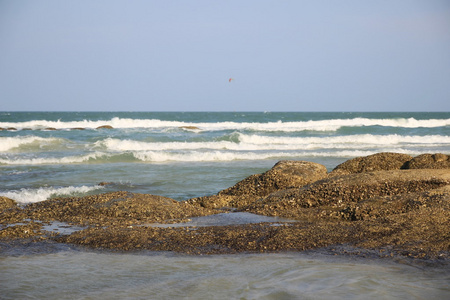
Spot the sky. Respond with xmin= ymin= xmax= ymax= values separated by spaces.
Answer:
xmin=0 ymin=0 xmax=449 ymax=112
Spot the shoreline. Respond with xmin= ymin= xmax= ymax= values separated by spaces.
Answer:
xmin=1 ymin=152 xmax=449 ymax=263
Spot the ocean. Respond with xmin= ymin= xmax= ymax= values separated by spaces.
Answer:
xmin=1 ymin=111 xmax=450 ymax=299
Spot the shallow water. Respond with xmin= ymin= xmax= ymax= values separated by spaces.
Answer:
xmin=149 ymin=212 xmax=297 ymax=228
xmin=1 ymin=250 xmax=449 ymax=299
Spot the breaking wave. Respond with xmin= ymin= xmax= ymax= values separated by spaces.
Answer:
xmin=1 ymin=117 xmax=450 ymax=132
xmin=1 ymin=133 xmax=448 ymax=165
xmin=0 ymin=185 xmax=104 ymax=203
xmin=98 ymin=134 xmax=450 ymax=152
xmin=0 ymin=136 xmax=64 ymax=152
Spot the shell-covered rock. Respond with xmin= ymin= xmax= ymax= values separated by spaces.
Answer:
xmin=402 ymin=153 xmax=450 ymax=169
xmin=187 ymin=160 xmax=328 ymax=209
xmin=244 ymin=169 xmax=450 ymax=218
xmin=329 ymin=152 xmax=413 ymax=176
xmin=0 ymin=196 xmax=17 ymax=212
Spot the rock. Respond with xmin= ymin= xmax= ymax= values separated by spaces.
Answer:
xmin=329 ymin=152 xmax=413 ymax=176
xmin=402 ymin=153 xmax=450 ymax=169
xmin=1 ymin=154 xmax=450 ymax=260
xmin=339 ymin=185 xmax=450 ymax=221
xmin=60 ymin=180 xmax=450 ymax=258
xmin=71 ymin=127 xmax=85 ymax=130
xmin=244 ymin=169 xmax=450 ymax=218
xmin=97 ymin=125 xmax=113 ymax=129
xmin=0 ymin=196 xmax=17 ymax=212
xmin=4 ymin=192 xmax=216 ymax=227
xmin=179 ymin=126 xmax=200 ymax=130
xmin=187 ymin=161 xmax=328 ymax=209
xmin=44 ymin=127 xmax=58 ymax=131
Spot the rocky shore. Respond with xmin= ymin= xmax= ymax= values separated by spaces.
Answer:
xmin=1 ymin=153 xmax=449 ymax=261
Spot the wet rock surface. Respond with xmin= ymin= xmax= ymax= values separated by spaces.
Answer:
xmin=402 ymin=153 xmax=450 ymax=169
xmin=187 ymin=160 xmax=327 ymax=209
xmin=0 ymin=197 xmax=17 ymax=212
xmin=329 ymin=152 xmax=413 ymax=176
xmin=1 ymin=153 xmax=449 ymax=261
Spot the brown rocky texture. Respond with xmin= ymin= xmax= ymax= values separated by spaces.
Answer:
xmin=57 ymin=169 xmax=449 ymax=258
xmin=0 ymin=192 xmax=216 ymax=228
xmin=0 ymin=196 xmax=17 ymax=212
xmin=402 ymin=153 xmax=450 ymax=169
xmin=1 ymin=153 xmax=450 ymax=260
xmin=97 ymin=125 xmax=114 ymax=129
xmin=243 ymin=169 xmax=450 ymax=218
xmin=329 ymin=152 xmax=413 ymax=176
xmin=187 ymin=160 xmax=327 ymax=209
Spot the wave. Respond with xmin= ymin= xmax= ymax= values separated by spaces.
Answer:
xmin=1 ymin=133 xmax=448 ymax=165
xmin=0 ymin=136 xmax=64 ymax=152
xmin=0 ymin=152 xmax=116 ymax=165
xmin=1 ymin=117 xmax=450 ymax=131
xmin=98 ymin=134 xmax=450 ymax=152
xmin=131 ymin=150 xmax=390 ymax=162
xmin=0 ymin=185 xmax=104 ymax=203
xmin=0 ymin=149 xmax=420 ymax=165
xmin=5 ymin=134 xmax=448 ymax=155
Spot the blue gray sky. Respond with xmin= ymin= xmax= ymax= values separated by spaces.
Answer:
xmin=1 ymin=0 xmax=449 ymax=111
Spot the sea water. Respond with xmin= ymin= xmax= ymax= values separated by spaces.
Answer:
xmin=1 ymin=112 xmax=450 ymax=298
xmin=1 ymin=112 xmax=449 ymax=203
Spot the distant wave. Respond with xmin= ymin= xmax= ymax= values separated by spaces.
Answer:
xmin=0 ymin=136 xmax=64 ymax=152
xmin=0 ymin=185 xmax=104 ymax=203
xmin=1 ymin=117 xmax=450 ymax=131
xmin=1 ymin=133 xmax=448 ymax=165
xmin=4 ymin=134 xmax=448 ymax=154
xmin=97 ymin=134 xmax=450 ymax=152
xmin=131 ymin=150 xmax=388 ymax=162
xmin=0 ymin=149 xmax=419 ymax=165
xmin=0 ymin=152 xmax=112 ymax=165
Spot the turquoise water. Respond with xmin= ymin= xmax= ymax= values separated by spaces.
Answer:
xmin=1 ymin=111 xmax=449 ymax=203
xmin=1 ymin=112 xmax=450 ymax=299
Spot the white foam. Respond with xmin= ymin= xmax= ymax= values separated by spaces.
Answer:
xmin=98 ymin=134 xmax=450 ymax=152
xmin=0 ymin=185 xmax=104 ymax=203
xmin=0 ymin=136 xmax=63 ymax=152
xmin=238 ymin=133 xmax=450 ymax=149
xmin=1 ymin=132 xmax=445 ymax=165
xmin=131 ymin=149 xmax=401 ymax=162
xmin=0 ymin=152 xmax=108 ymax=165
xmin=1 ymin=117 xmax=449 ymax=131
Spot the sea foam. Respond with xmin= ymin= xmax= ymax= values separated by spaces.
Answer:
xmin=1 ymin=117 xmax=450 ymax=131
xmin=0 ymin=136 xmax=63 ymax=152
xmin=0 ymin=185 xmax=104 ymax=203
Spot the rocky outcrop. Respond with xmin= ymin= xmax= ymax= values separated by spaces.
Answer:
xmin=402 ymin=153 xmax=450 ymax=169
xmin=187 ymin=161 xmax=327 ymax=209
xmin=329 ymin=152 xmax=413 ymax=176
xmin=1 ymin=153 xmax=449 ymax=260
xmin=1 ymin=192 xmax=216 ymax=227
xmin=242 ymin=169 xmax=450 ymax=219
xmin=0 ymin=196 xmax=17 ymax=212
xmin=97 ymin=125 xmax=114 ymax=129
